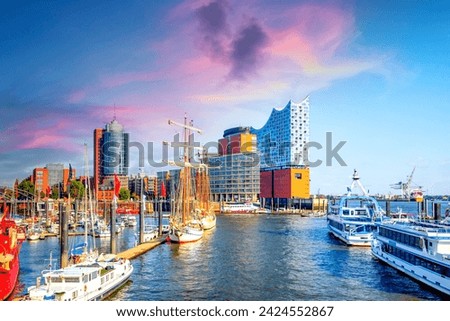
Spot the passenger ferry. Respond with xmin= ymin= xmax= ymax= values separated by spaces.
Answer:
xmin=372 ymin=220 xmax=450 ymax=296
xmin=221 ymin=201 xmax=261 ymax=214
xmin=27 ymin=253 xmax=133 ymax=301
xmin=327 ymin=170 xmax=385 ymax=246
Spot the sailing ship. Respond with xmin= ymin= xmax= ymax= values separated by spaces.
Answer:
xmin=0 ymin=202 xmax=25 ymax=300
xmin=196 ymin=166 xmax=216 ymax=230
xmin=167 ymin=116 xmax=204 ymax=243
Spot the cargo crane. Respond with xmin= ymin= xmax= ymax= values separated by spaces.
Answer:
xmin=390 ymin=167 xmax=424 ymax=201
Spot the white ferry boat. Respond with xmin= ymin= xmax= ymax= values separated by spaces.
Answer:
xmin=327 ymin=170 xmax=385 ymax=246
xmin=372 ymin=220 xmax=450 ymax=296
xmin=27 ymin=253 xmax=133 ymax=301
xmin=221 ymin=201 xmax=261 ymax=214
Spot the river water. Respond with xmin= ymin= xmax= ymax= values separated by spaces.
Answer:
xmin=13 ymin=200 xmax=449 ymax=301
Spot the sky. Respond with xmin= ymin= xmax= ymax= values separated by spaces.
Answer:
xmin=1 ymin=0 xmax=449 ymax=195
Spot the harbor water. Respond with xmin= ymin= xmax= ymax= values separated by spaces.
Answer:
xmin=13 ymin=201 xmax=449 ymax=301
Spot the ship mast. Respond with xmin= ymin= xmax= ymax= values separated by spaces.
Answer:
xmin=168 ymin=115 xmax=203 ymax=225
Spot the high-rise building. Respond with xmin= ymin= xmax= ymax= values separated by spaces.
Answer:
xmin=93 ymin=118 xmax=129 ymax=197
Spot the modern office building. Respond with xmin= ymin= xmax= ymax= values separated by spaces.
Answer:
xmin=209 ymin=127 xmax=260 ymax=202
xmin=93 ymin=118 xmax=129 ymax=197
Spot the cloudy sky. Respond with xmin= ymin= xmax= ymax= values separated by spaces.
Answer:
xmin=1 ymin=0 xmax=449 ymax=195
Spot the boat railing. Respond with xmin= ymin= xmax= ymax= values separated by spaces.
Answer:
xmin=349 ymin=225 xmax=369 ymax=235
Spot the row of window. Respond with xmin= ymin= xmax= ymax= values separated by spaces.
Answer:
xmin=379 ymin=227 xmax=422 ymax=250
xmin=328 ymin=219 xmax=344 ymax=231
xmin=382 ymin=244 xmax=450 ymax=277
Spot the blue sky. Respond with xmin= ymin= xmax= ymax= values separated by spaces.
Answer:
xmin=1 ymin=0 xmax=449 ymax=195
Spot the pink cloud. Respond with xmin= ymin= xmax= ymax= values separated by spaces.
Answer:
xmin=100 ymin=71 xmax=164 ymax=89
xmin=67 ymin=89 xmax=88 ymax=104
xmin=10 ymin=117 xmax=79 ymax=151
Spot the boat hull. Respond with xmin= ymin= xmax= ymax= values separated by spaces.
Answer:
xmin=27 ymin=258 xmax=134 ymax=301
xmin=0 ymin=244 xmax=20 ymax=301
xmin=328 ymin=228 xmax=373 ymax=246
xmin=327 ymin=217 xmax=373 ymax=247
xmin=201 ymin=215 xmax=216 ymax=230
xmin=372 ymin=240 xmax=450 ymax=296
xmin=168 ymin=226 xmax=203 ymax=243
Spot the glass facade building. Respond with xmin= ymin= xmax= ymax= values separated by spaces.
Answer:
xmin=208 ymin=153 xmax=260 ymax=202
xmin=101 ymin=119 xmax=129 ymax=176
xmin=94 ymin=118 xmax=129 ymax=195
xmin=250 ymin=97 xmax=310 ymax=169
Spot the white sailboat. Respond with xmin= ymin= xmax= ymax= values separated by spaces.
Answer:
xmin=167 ymin=116 xmax=204 ymax=243
xmin=69 ymin=144 xmax=99 ymax=264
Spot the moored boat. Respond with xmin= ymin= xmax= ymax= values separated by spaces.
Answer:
xmin=327 ymin=170 xmax=384 ymax=246
xmin=27 ymin=253 xmax=133 ymax=301
xmin=221 ymin=201 xmax=261 ymax=214
xmin=167 ymin=116 xmax=204 ymax=243
xmin=196 ymin=167 xmax=216 ymax=230
xmin=372 ymin=219 xmax=450 ymax=296
xmin=0 ymin=202 xmax=25 ymax=300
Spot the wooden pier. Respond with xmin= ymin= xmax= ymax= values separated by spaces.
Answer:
xmin=116 ymin=236 xmax=167 ymax=260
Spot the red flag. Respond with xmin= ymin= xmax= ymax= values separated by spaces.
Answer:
xmin=46 ymin=186 xmax=51 ymax=197
xmin=160 ymin=181 xmax=167 ymax=198
xmin=114 ymin=174 xmax=121 ymax=197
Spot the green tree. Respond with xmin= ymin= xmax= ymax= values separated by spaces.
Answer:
xmin=51 ymin=186 xmax=60 ymax=200
xmin=69 ymin=180 xmax=85 ymax=200
xmin=119 ymin=188 xmax=130 ymax=201
xmin=18 ymin=179 xmax=34 ymax=199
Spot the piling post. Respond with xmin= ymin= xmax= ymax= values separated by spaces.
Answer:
xmin=434 ymin=202 xmax=442 ymax=221
xmin=158 ymin=198 xmax=162 ymax=236
xmin=60 ymin=202 xmax=69 ymax=268
xmin=139 ymin=177 xmax=145 ymax=244
xmin=386 ymin=200 xmax=391 ymax=216
xmin=110 ymin=202 xmax=116 ymax=254
xmin=139 ymin=196 xmax=145 ymax=244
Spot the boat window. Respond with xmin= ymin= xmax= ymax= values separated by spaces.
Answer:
xmin=343 ymin=210 xmax=349 ymax=215
xmin=83 ymin=275 xmax=88 ymax=283
xmin=65 ymin=277 xmax=80 ymax=283
xmin=50 ymin=277 xmax=63 ymax=283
